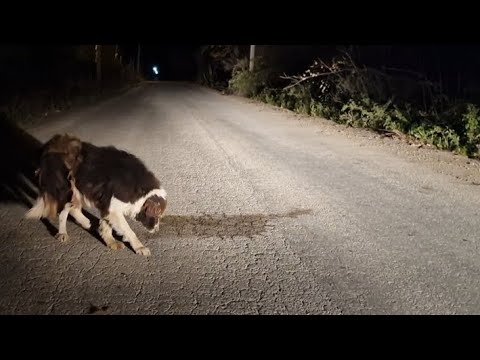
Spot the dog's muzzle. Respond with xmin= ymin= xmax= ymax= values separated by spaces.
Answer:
xmin=148 ymin=222 xmax=160 ymax=234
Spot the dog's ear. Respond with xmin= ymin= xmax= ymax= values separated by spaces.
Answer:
xmin=136 ymin=205 xmax=147 ymax=222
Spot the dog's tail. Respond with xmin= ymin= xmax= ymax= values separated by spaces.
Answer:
xmin=25 ymin=193 xmax=58 ymax=220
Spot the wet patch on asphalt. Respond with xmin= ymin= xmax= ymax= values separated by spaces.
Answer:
xmin=155 ymin=209 xmax=313 ymax=238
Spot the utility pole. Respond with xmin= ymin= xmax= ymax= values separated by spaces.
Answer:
xmin=95 ymin=45 xmax=102 ymax=81
xmin=249 ymin=45 xmax=255 ymax=72
xmin=137 ymin=44 xmax=141 ymax=74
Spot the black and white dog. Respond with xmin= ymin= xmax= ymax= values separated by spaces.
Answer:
xmin=25 ymin=134 xmax=167 ymax=256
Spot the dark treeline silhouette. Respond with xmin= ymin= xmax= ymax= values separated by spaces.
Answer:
xmin=0 ymin=45 xmax=139 ymax=123
xmin=250 ymin=45 xmax=480 ymax=102
xmin=1 ymin=46 xmax=93 ymax=101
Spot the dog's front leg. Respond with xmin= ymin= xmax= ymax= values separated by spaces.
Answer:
xmin=68 ymin=206 xmax=91 ymax=230
xmin=56 ymin=203 xmax=71 ymax=242
xmin=99 ymin=218 xmax=125 ymax=250
xmin=106 ymin=211 xmax=151 ymax=256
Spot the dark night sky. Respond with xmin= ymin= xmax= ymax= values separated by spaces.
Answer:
xmin=123 ymin=44 xmax=480 ymax=79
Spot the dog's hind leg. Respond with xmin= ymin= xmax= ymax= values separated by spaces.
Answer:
xmin=55 ymin=203 xmax=71 ymax=243
xmin=106 ymin=212 xmax=151 ymax=256
xmin=99 ymin=219 xmax=125 ymax=250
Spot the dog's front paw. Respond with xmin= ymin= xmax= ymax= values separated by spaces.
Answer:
xmin=108 ymin=241 xmax=125 ymax=250
xmin=55 ymin=233 xmax=69 ymax=243
xmin=135 ymin=246 xmax=151 ymax=257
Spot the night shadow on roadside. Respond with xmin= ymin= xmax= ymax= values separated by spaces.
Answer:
xmin=0 ymin=116 xmax=106 ymax=245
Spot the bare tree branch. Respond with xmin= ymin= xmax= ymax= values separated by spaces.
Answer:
xmin=280 ymin=69 xmax=348 ymax=90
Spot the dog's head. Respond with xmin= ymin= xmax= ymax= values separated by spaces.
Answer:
xmin=135 ymin=194 xmax=167 ymax=233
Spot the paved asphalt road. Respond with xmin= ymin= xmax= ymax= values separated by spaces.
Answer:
xmin=1 ymin=81 xmax=480 ymax=315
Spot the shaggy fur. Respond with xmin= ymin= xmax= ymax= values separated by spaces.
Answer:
xmin=26 ymin=134 xmax=167 ymax=256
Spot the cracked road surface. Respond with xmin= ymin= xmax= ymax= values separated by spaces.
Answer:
xmin=1 ymin=82 xmax=480 ymax=315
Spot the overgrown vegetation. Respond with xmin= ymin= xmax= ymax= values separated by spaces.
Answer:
xmin=200 ymin=46 xmax=480 ymax=158
xmin=0 ymin=45 xmax=142 ymax=126
xmin=198 ymin=45 xmax=246 ymax=89
xmin=228 ymin=58 xmax=273 ymax=97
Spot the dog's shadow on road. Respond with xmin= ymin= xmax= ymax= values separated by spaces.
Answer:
xmin=0 ymin=119 xmax=63 ymax=235
xmin=0 ymin=118 xmax=62 ymax=238
xmin=0 ymin=117 xmax=42 ymax=208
